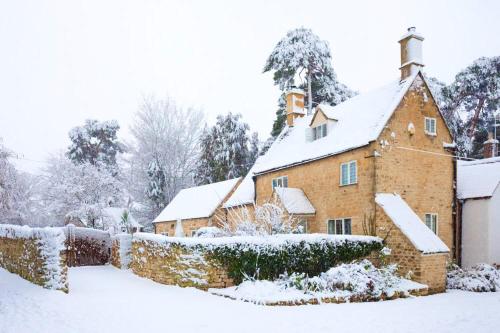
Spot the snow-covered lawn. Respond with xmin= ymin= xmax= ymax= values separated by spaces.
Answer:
xmin=1 ymin=266 xmax=500 ymax=333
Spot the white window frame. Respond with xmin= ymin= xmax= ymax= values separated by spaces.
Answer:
xmin=161 ymin=232 xmax=169 ymax=237
xmin=327 ymin=218 xmax=352 ymax=235
xmin=424 ymin=213 xmax=438 ymax=235
xmin=191 ymin=229 xmax=198 ymax=237
xmin=424 ymin=117 xmax=437 ymax=136
xmin=340 ymin=160 xmax=357 ymax=186
xmin=313 ymin=123 xmax=327 ymax=140
xmin=272 ymin=176 xmax=288 ymax=189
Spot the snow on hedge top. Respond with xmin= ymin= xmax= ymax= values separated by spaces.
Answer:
xmin=134 ymin=232 xmax=382 ymax=250
xmin=153 ymin=177 xmax=241 ymax=222
xmin=0 ymin=223 xmax=65 ymax=240
xmin=253 ymin=73 xmax=418 ymax=174
xmin=457 ymin=157 xmax=500 ymax=199
xmin=375 ymin=193 xmax=449 ymax=254
xmin=274 ymin=187 xmax=315 ymax=215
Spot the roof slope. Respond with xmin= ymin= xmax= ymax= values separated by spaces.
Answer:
xmin=102 ymin=207 xmax=141 ymax=228
xmin=375 ymin=193 xmax=449 ymax=254
xmin=274 ymin=187 xmax=315 ymax=215
xmin=457 ymin=157 xmax=500 ymax=200
xmin=253 ymin=73 xmax=418 ymax=174
xmin=223 ymin=157 xmax=264 ymax=208
xmin=154 ymin=177 xmax=241 ymax=222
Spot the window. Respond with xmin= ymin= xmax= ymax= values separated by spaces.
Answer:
xmin=161 ymin=232 xmax=169 ymax=237
xmin=327 ymin=218 xmax=352 ymax=235
xmin=425 ymin=213 xmax=438 ymax=234
xmin=340 ymin=161 xmax=357 ymax=186
xmin=313 ymin=123 xmax=327 ymax=140
xmin=297 ymin=220 xmax=307 ymax=233
xmin=425 ymin=117 xmax=437 ymax=135
xmin=191 ymin=229 xmax=198 ymax=237
xmin=272 ymin=176 xmax=288 ymax=189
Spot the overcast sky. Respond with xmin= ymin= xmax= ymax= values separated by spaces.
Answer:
xmin=1 ymin=0 xmax=499 ymax=172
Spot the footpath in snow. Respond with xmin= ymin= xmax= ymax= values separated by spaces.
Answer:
xmin=1 ymin=266 xmax=500 ymax=333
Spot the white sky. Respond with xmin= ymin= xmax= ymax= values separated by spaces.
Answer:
xmin=1 ymin=0 xmax=499 ymax=173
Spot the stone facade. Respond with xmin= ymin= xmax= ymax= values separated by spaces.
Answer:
xmin=249 ymin=74 xmax=453 ymax=292
xmin=130 ymin=238 xmax=233 ymax=289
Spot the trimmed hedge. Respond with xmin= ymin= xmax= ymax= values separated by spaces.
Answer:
xmin=135 ymin=233 xmax=383 ymax=284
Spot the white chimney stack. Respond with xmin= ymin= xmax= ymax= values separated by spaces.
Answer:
xmin=398 ymin=27 xmax=424 ymax=80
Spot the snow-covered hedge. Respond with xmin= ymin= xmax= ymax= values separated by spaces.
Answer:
xmin=134 ymin=233 xmax=383 ymax=284
xmin=447 ymin=264 xmax=500 ymax=292
xmin=0 ymin=224 xmax=68 ymax=292
xmin=65 ymin=225 xmax=111 ymax=266
xmin=210 ymin=259 xmax=427 ymax=305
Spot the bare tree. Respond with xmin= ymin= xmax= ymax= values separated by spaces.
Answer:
xmin=125 ymin=96 xmax=204 ymax=225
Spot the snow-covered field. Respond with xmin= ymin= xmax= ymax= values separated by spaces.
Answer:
xmin=1 ymin=266 xmax=500 ymax=333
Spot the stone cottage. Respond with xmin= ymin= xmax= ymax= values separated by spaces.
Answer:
xmin=156 ymin=28 xmax=455 ymax=292
xmin=153 ymin=177 xmax=241 ymax=236
xmin=225 ymin=27 xmax=454 ymax=292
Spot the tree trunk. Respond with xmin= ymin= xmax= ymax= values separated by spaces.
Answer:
xmin=307 ymin=71 xmax=313 ymax=115
xmin=468 ymin=98 xmax=485 ymax=138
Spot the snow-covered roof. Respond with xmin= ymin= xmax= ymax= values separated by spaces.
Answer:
xmin=375 ymin=193 xmax=449 ymax=254
xmin=457 ymin=157 xmax=500 ymax=200
xmin=253 ymin=72 xmax=419 ymax=174
xmin=223 ymin=157 xmax=264 ymax=208
xmin=154 ymin=177 xmax=241 ymax=222
xmin=274 ymin=187 xmax=315 ymax=215
xmin=102 ymin=207 xmax=142 ymax=228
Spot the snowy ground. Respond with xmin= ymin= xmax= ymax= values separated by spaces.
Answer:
xmin=1 ymin=266 xmax=500 ymax=333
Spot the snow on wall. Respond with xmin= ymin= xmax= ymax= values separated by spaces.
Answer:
xmin=154 ymin=177 xmax=241 ymax=222
xmin=375 ymin=193 xmax=449 ymax=254
xmin=0 ymin=224 xmax=68 ymax=292
xmin=111 ymin=234 xmax=132 ymax=269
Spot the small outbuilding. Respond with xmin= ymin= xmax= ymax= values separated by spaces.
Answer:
xmin=457 ymin=157 xmax=500 ymax=268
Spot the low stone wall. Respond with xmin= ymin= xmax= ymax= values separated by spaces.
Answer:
xmin=130 ymin=238 xmax=232 ymax=289
xmin=111 ymin=234 xmax=132 ymax=269
xmin=0 ymin=224 xmax=68 ymax=292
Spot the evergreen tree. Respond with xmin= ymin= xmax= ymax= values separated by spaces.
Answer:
xmin=248 ymin=132 xmax=260 ymax=166
xmin=145 ymin=158 xmax=167 ymax=214
xmin=195 ymin=113 xmax=251 ymax=185
xmin=264 ymin=27 xmax=354 ymax=137
xmin=67 ymin=119 xmax=123 ymax=175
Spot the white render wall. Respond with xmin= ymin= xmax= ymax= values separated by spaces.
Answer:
xmin=488 ymin=187 xmax=500 ymax=266
xmin=461 ymin=198 xmax=490 ymax=268
xmin=462 ymin=187 xmax=500 ymax=268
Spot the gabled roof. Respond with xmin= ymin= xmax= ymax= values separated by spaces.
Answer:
xmin=102 ymin=207 xmax=142 ymax=228
xmin=223 ymin=157 xmax=265 ymax=208
xmin=457 ymin=157 xmax=500 ymax=200
xmin=273 ymin=187 xmax=315 ymax=215
xmin=375 ymin=193 xmax=449 ymax=254
xmin=253 ymin=71 xmax=425 ymax=175
xmin=153 ymin=177 xmax=241 ymax=222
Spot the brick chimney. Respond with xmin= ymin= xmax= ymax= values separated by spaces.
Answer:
xmin=285 ymin=88 xmax=305 ymax=127
xmin=398 ymin=27 xmax=424 ymax=81
xmin=483 ymin=132 xmax=499 ymax=158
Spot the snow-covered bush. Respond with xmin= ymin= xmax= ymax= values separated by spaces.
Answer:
xmin=193 ymin=227 xmax=227 ymax=238
xmin=210 ymin=259 xmax=426 ymax=305
xmin=278 ymin=260 xmax=400 ymax=298
xmin=135 ymin=233 xmax=383 ymax=284
xmin=447 ymin=264 xmax=500 ymax=292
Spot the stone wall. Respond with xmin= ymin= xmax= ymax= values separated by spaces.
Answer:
xmin=130 ymin=238 xmax=233 ymax=289
xmin=155 ymin=218 xmax=211 ymax=237
xmin=0 ymin=225 xmax=68 ymax=292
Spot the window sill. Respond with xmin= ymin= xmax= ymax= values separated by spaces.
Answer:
xmin=339 ymin=182 xmax=358 ymax=187
xmin=424 ymin=132 xmax=437 ymax=137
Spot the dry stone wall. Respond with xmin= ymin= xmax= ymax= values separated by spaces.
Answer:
xmin=0 ymin=224 xmax=68 ymax=292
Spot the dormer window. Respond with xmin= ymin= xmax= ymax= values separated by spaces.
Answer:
xmin=313 ymin=123 xmax=327 ymax=140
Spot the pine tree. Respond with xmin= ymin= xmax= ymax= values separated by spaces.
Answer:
xmin=67 ymin=119 xmax=123 ymax=175
xmin=248 ymin=132 xmax=260 ymax=166
xmin=146 ymin=158 xmax=167 ymax=215
xmin=195 ymin=113 xmax=251 ymax=185
xmin=264 ymin=27 xmax=354 ymax=137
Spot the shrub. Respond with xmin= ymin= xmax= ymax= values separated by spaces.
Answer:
xmin=447 ymin=263 xmax=500 ymax=292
